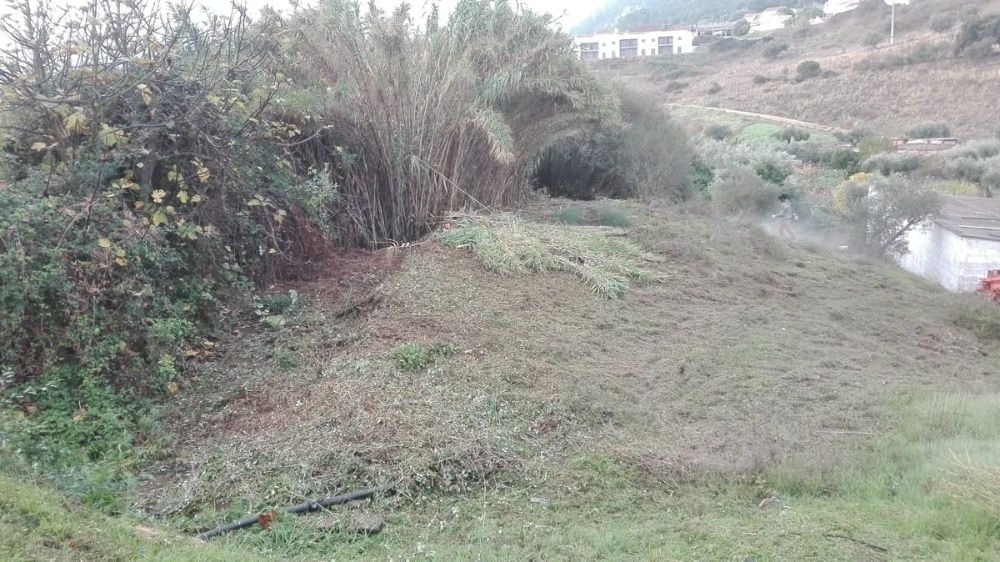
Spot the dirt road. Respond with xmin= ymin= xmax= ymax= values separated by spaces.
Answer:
xmin=668 ymin=103 xmax=848 ymax=135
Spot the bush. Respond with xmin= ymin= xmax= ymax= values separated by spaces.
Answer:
xmin=535 ymin=87 xmax=693 ymax=202
xmin=707 ymin=81 xmax=723 ymax=94
xmin=795 ymin=60 xmax=822 ymax=81
xmin=752 ymin=74 xmax=772 ymax=86
xmin=698 ymin=139 xmax=796 ymax=187
xmin=838 ymin=128 xmax=874 ymax=146
xmin=855 ymin=42 xmax=951 ymax=71
xmin=828 ymin=149 xmax=862 ymax=173
xmin=905 ymin=122 xmax=952 ymax=139
xmin=931 ymin=13 xmax=956 ymax=33
xmin=762 ymin=41 xmax=789 ymax=59
xmin=955 ymin=14 xmax=1000 ymax=57
xmin=708 ymin=166 xmax=780 ymax=216
xmin=862 ymin=153 xmax=922 ymax=176
xmin=775 ymin=127 xmax=812 ymax=144
xmin=598 ymin=209 xmax=631 ymax=228
xmin=556 ymin=208 xmax=584 ymax=224
xmin=785 ymin=141 xmax=826 ymax=164
xmin=734 ymin=19 xmax=751 ymax=36
xmin=392 ymin=342 xmax=455 ymax=373
xmin=706 ymin=124 xmax=734 ymax=140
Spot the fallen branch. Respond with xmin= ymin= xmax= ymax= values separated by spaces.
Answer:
xmin=823 ymin=533 xmax=889 ymax=553
xmin=195 ymin=485 xmax=391 ymax=541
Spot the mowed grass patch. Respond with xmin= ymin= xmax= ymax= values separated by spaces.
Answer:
xmin=211 ymin=393 xmax=1000 ymax=561
xmin=439 ymin=213 xmax=661 ymax=298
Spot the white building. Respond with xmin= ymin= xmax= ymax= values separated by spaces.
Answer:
xmin=744 ymin=8 xmax=795 ymax=32
xmin=898 ymin=196 xmax=1000 ymax=292
xmin=573 ymin=26 xmax=696 ymax=61
xmin=824 ymin=0 xmax=911 ymax=17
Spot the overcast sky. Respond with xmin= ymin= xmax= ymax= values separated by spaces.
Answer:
xmin=0 ymin=0 xmax=606 ymax=31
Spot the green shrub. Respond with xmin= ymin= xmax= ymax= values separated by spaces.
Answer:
xmin=762 ymin=41 xmax=789 ymax=59
xmin=795 ymin=60 xmax=822 ymax=81
xmin=708 ymin=166 xmax=780 ymax=217
xmin=707 ymin=81 xmax=723 ymax=94
xmin=862 ymin=153 xmax=922 ymax=176
xmin=733 ymin=19 xmax=751 ymax=36
xmin=752 ymin=74 xmax=771 ymax=86
xmin=774 ymin=127 xmax=812 ymax=144
xmin=930 ymin=13 xmax=956 ymax=33
xmin=828 ymin=149 xmax=862 ymax=172
xmin=906 ymin=122 xmax=952 ymax=139
xmin=955 ymin=14 xmax=1000 ymax=58
xmin=705 ymin=124 xmax=734 ymax=140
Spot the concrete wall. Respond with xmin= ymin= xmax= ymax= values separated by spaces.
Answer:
xmin=574 ymin=30 xmax=695 ymax=60
xmin=899 ymin=223 xmax=1000 ymax=292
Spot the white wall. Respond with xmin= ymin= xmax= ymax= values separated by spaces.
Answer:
xmin=899 ymin=223 xmax=1000 ymax=292
xmin=574 ymin=30 xmax=695 ymax=60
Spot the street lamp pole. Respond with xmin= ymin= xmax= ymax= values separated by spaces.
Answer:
xmin=890 ymin=0 xmax=896 ymax=46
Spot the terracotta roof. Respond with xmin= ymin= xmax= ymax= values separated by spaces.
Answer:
xmin=935 ymin=196 xmax=1000 ymax=242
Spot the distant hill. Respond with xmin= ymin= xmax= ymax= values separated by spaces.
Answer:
xmin=572 ymin=0 xmax=806 ymax=34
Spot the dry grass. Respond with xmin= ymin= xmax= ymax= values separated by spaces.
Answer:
xmin=599 ymin=1 xmax=1000 ymax=138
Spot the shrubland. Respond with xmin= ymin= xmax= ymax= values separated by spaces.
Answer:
xmin=0 ymin=0 xmax=693 ymax=500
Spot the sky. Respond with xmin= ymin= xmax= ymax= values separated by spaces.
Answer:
xmin=0 ymin=0 xmax=606 ymax=31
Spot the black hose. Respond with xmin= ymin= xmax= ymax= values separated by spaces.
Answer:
xmin=195 ymin=486 xmax=390 ymax=540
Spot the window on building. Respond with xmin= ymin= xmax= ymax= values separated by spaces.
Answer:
xmin=641 ymin=49 xmax=646 ymax=56
xmin=579 ymin=42 xmax=599 ymax=60
xmin=657 ymin=36 xmax=674 ymax=55
xmin=619 ymin=38 xmax=638 ymax=58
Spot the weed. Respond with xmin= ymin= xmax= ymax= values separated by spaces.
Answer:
xmin=392 ymin=342 xmax=455 ymax=373
xmin=952 ymin=302 xmax=1000 ymax=342
xmin=274 ymin=349 xmax=299 ymax=372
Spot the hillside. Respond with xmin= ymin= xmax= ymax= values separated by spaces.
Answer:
xmin=595 ymin=0 xmax=1000 ymax=138
xmin=6 ymin=199 xmax=1000 ymax=559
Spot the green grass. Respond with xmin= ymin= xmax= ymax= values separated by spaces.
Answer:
xmin=0 ymin=475 xmax=245 ymax=561
xmin=438 ymin=213 xmax=660 ymax=298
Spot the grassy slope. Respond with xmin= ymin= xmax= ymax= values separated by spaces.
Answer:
xmin=599 ymin=0 xmax=1000 ymax=138
xmin=5 ymin=201 xmax=1000 ymax=559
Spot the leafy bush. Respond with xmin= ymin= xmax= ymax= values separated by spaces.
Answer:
xmin=906 ymin=122 xmax=952 ymax=139
xmin=795 ymin=60 xmax=822 ymax=81
xmin=785 ymin=141 xmax=826 ymax=164
xmin=828 ymin=149 xmax=862 ymax=173
xmin=708 ymin=166 xmax=780 ymax=217
xmin=862 ymin=153 xmax=922 ymax=176
xmin=734 ymin=19 xmax=751 ymax=36
xmin=752 ymin=74 xmax=772 ymax=86
xmin=955 ymin=14 xmax=1000 ymax=58
xmin=705 ymin=124 xmax=734 ymax=140
xmin=931 ymin=13 xmax=956 ymax=33
xmin=698 ymin=139 xmax=795 ymax=186
xmin=707 ymin=82 xmax=723 ymax=94
xmin=775 ymin=127 xmax=812 ymax=144
xmin=762 ymin=41 xmax=789 ymax=59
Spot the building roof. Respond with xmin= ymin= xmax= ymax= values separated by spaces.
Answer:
xmin=935 ymin=196 xmax=1000 ymax=242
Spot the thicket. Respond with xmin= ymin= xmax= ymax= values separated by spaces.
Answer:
xmin=835 ymin=174 xmax=941 ymax=256
xmin=955 ymin=14 xmax=1000 ymax=58
xmin=535 ymin=86 xmax=693 ymax=201
xmin=1 ymin=0 xmax=678 ymax=492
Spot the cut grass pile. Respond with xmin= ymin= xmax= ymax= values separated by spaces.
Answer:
xmin=439 ymin=213 xmax=660 ymax=298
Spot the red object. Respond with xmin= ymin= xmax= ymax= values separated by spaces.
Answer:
xmin=979 ymin=270 xmax=1000 ymax=302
